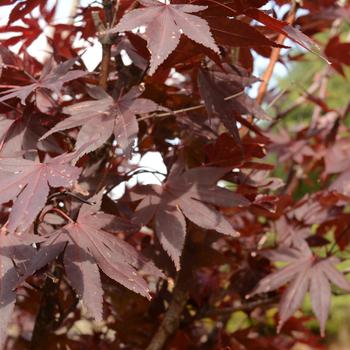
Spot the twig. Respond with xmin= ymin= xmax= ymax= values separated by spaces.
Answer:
xmin=138 ymin=91 xmax=245 ymax=122
xmin=240 ymin=2 xmax=297 ymax=138
xmin=127 ymin=167 xmax=167 ymax=178
xmin=282 ymin=159 xmax=317 ymax=196
xmin=268 ymin=77 xmax=321 ymax=130
xmin=47 ymin=190 xmax=94 ymax=205
xmin=256 ymin=3 xmax=297 ymax=104
xmin=42 ymin=208 xmax=75 ymax=224
xmin=266 ymin=86 xmax=288 ymax=110
xmin=199 ymin=296 xmax=279 ymax=318
xmin=308 ymin=67 xmax=331 ymax=133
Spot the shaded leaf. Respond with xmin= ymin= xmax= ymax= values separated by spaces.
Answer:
xmin=0 ymin=231 xmax=36 ymax=347
xmin=0 ymin=58 xmax=87 ymax=105
xmin=132 ymin=161 xmax=249 ymax=269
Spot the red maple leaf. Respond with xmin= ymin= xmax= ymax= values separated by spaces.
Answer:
xmin=4 ymin=0 xmax=42 ymax=25
xmin=41 ymin=86 xmax=164 ymax=157
xmin=198 ymin=65 xmax=269 ymax=144
xmin=0 ymin=151 xmax=82 ymax=233
xmin=0 ymin=114 xmax=63 ymax=156
xmin=249 ymin=245 xmax=350 ymax=335
xmin=20 ymin=191 xmax=162 ymax=321
xmin=0 ymin=229 xmax=37 ymax=347
xmin=0 ymin=58 xmax=87 ymax=105
xmin=111 ymin=0 xmax=220 ymax=75
xmin=131 ymin=161 xmax=249 ymax=269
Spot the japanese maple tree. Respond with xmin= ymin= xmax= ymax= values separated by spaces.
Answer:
xmin=0 ymin=0 xmax=350 ymax=350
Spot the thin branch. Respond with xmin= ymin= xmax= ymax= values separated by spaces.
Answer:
xmin=282 ymin=159 xmax=318 ymax=196
xmin=127 ymin=167 xmax=167 ymax=178
xmin=0 ymin=101 xmax=23 ymax=114
xmin=0 ymin=84 xmax=19 ymax=88
xmin=267 ymin=77 xmax=322 ymax=130
xmin=99 ymin=43 xmax=112 ymax=89
xmin=47 ymin=191 xmax=94 ymax=205
xmin=199 ymin=296 xmax=279 ymax=318
xmin=256 ymin=3 xmax=297 ymax=104
xmin=42 ymin=208 xmax=75 ymax=224
xmin=240 ymin=2 xmax=297 ymax=138
xmin=308 ymin=67 xmax=331 ymax=132
xmin=266 ymin=86 xmax=288 ymax=109
xmin=23 ymin=280 xmax=43 ymax=292
xmin=138 ymin=91 xmax=245 ymax=122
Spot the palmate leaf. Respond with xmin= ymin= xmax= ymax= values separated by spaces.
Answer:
xmin=0 ymin=58 xmax=87 ymax=105
xmin=0 ymin=230 xmax=37 ymax=348
xmin=111 ymin=0 xmax=220 ymax=75
xmin=20 ymin=192 xmax=162 ymax=321
xmin=0 ymin=151 xmax=81 ymax=233
xmin=206 ymin=16 xmax=281 ymax=48
xmin=198 ymin=66 xmax=269 ymax=144
xmin=5 ymin=0 xmax=42 ymax=25
xmin=0 ymin=117 xmax=14 ymax=147
xmin=131 ymin=162 xmax=249 ymax=269
xmin=243 ymin=7 xmax=329 ymax=62
xmin=323 ymin=138 xmax=350 ymax=195
xmin=41 ymin=87 xmax=163 ymax=157
xmin=249 ymin=245 xmax=350 ymax=335
xmin=198 ymin=0 xmax=327 ymax=61
xmin=0 ymin=114 xmax=63 ymax=157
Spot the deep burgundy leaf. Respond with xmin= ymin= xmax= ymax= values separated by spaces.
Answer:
xmin=198 ymin=68 xmax=241 ymax=144
xmin=207 ymin=17 xmax=283 ymax=48
xmin=198 ymin=67 xmax=269 ymax=144
xmin=132 ymin=161 xmax=249 ymax=268
xmin=7 ymin=0 xmax=41 ymax=25
xmin=325 ymin=35 xmax=350 ymax=75
xmin=243 ymin=8 xmax=329 ymax=62
xmin=0 ymin=0 xmax=347 ymax=345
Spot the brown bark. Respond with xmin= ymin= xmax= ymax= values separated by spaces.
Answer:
xmin=145 ymin=241 xmax=193 ymax=350
xmin=98 ymin=0 xmax=115 ymax=89
xmin=99 ymin=44 xmax=112 ymax=89
xmin=30 ymin=264 xmax=63 ymax=350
